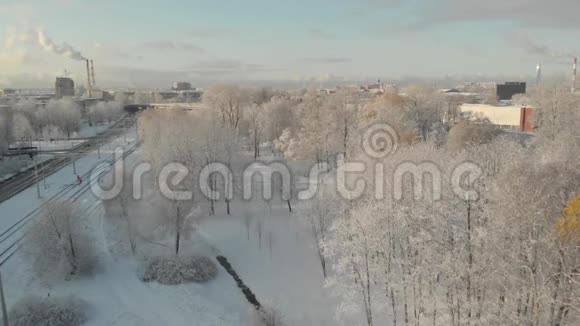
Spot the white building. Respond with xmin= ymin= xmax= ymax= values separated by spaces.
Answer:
xmin=459 ymin=103 xmax=523 ymax=130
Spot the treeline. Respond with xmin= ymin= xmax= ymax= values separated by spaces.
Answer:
xmin=308 ymin=82 xmax=580 ymax=326
xmin=135 ymin=81 xmax=580 ymax=325
xmin=0 ymin=98 xmax=123 ymax=154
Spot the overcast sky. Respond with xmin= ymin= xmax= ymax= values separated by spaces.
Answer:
xmin=1 ymin=0 xmax=579 ymax=88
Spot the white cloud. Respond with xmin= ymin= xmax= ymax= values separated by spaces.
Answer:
xmin=137 ymin=40 xmax=204 ymax=53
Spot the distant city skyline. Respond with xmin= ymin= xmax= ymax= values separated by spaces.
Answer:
xmin=1 ymin=0 xmax=579 ymax=88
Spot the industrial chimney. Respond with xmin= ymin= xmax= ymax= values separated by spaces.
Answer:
xmin=536 ymin=62 xmax=542 ymax=86
xmin=85 ymin=59 xmax=92 ymax=97
xmin=572 ymin=57 xmax=577 ymax=94
xmin=90 ymin=60 xmax=96 ymax=88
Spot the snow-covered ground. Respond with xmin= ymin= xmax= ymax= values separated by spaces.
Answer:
xmin=75 ymin=122 xmax=113 ymax=139
xmin=0 ymin=129 xmax=340 ymax=325
xmin=1 ymin=206 xmax=249 ymax=326
xmin=197 ymin=199 xmax=338 ymax=325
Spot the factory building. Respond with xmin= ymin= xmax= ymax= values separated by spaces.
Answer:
xmin=55 ymin=77 xmax=75 ymax=99
xmin=496 ymin=82 xmax=526 ymax=100
xmin=173 ymin=82 xmax=193 ymax=91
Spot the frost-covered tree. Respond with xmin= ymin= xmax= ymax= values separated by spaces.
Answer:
xmin=27 ymin=201 xmax=97 ymax=281
xmin=42 ymin=99 xmax=82 ymax=138
xmin=246 ymin=103 xmax=267 ymax=159
xmin=203 ymin=84 xmax=249 ymax=130
xmin=13 ymin=99 xmax=40 ymax=131
xmin=528 ymin=79 xmax=580 ymax=143
xmin=87 ymin=101 xmax=122 ymax=125
xmin=306 ymin=183 xmax=342 ymax=278
xmin=103 ymin=171 xmax=140 ymax=256
xmin=0 ymin=113 xmax=10 ymax=155
xmin=41 ymin=125 xmax=64 ymax=141
xmin=446 ymin=120 xmax=502 ymax=151
xmin=12 ymin=113 xmax=35 ymax=144
xmin=139 ymin=108 xmax=224 ymax=252
xmin=263 ymin=97 xmax=296 ymax=145
xmin=402 ymin=85 xmax=445 ymax=142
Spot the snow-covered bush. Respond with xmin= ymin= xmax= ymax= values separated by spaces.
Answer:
xmin=9 ymin=295 xmax=89 ymax=326
xmin=140 ymin=256 xmax=218 ymax=284
xmin=249 ymin=306 xmax=286 ymax=326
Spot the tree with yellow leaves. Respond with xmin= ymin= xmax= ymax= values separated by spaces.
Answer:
xmin=558 ymin=195 xmax=580 ymax=243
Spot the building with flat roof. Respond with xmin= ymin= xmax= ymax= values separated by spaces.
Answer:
xmin=496 ymin=82 xmax=526 ymax=100
xmin=460 ymin=103 xmax=535 ymax=132
xmin=55 ymin=77 xmax=75 ymax=99
xmin=173 ymin=82 xmax=193 ymax=91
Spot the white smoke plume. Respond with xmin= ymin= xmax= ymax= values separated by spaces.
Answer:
xmin=508 ymin=32 xmax=575 ymax=64
xmin=36 ymin=28 xmax=87 ymax=61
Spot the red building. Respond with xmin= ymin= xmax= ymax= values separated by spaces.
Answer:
xmin=520 ymin=107 xmax=536 ymax=132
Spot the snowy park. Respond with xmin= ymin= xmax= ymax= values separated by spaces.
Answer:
xmin=0 ymin=84 xmax=579 ymax=326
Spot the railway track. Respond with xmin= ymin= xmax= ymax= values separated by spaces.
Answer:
xmin=0 ymin=140 xmax=138 ymax=267
xmin=0 ymin=115 xmax=136 ymax=204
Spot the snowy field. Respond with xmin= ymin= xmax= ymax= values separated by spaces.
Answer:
xmin=197 ymin=200 xmax=338 ymax=325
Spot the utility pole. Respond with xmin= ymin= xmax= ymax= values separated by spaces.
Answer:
xmin=0 ymin=272 xmax=10 ymax=326
xmin=33 ymin=153 xmax=40 ymax=199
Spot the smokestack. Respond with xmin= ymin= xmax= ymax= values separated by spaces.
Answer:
xmin=536 ymin=63 xmax=542 ymax=86
xmin=85 ymin=59 xmax=92 ymax=97
xmin=90 ymin=60 xmax=96 ymax=87
xmin=572 ymin=57 xmax=577 ymax=94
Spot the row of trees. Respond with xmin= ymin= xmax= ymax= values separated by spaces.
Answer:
xmin=0 ymin=98 xmax=123 ymax=154
xmin=131 ymin=83 xmax=488 ymax=259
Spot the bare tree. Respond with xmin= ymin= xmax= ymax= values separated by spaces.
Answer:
xmin=243 ymin=209 xmax=253 ymax=241
xmin=402 ymin=85 xmax=445 ymax=142
xmin=12 ymin=113 xmax=35 ymax=146
xmin=447 ymin=120 xmax=502 ymax=151
xmin=307 ymin=185 xmax=340 ymax=278
xmin=203 ymin=84 xmax=249 ymax=130
xmin=264 ymin=97 xmax=296 ymax=146
xmin=42 ymin=99 xmax=82 ymax=138
xmin=0 ymin=107 xmax=13 ymax=155
xmin=246 ymin=104 xmax=266 ymax=159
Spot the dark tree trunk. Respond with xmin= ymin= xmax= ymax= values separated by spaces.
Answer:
xmin=175 ymin=205 xmax=181 ymax=256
